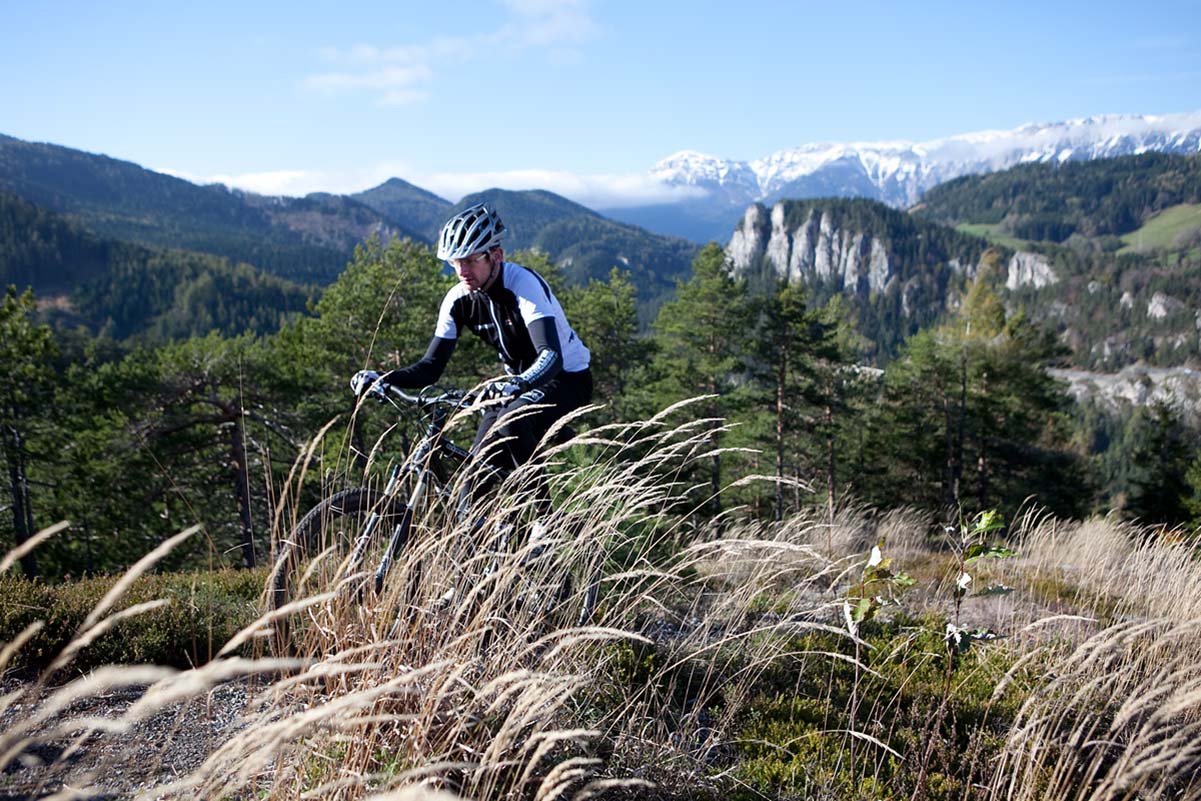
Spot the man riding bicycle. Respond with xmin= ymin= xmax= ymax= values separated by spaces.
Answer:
xmin=352 ymin=203 xmax=593 ymax=509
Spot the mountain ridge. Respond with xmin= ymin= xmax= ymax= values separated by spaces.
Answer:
xmin=613 ymin=111 xmax=1201 ymax=242
xmin=0 ymin=133 xmax=698 ymax=324
xmin=0 ymin=188 xmax=313 ymax=340
xmin=725 ymin=151 xmax=1201 ymax=371
xmin=654 ymin=112 xmax=1201 ymax=204
xmin=0 ymin=134 xmax=425 ymax=284
xmin=447 ymin=188 xmax=699 ymax=318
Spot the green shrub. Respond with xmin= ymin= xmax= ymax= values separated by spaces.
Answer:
xmin=729 ymin=620 xmax=1032 ymax=800
xmin=0 ymin=568 xmax=265 ymax=673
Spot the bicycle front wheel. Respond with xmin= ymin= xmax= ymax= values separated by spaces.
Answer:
xmin=268 ymin=487 xmax=406 ymax=626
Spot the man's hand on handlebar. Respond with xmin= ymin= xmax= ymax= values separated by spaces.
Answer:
xmin=350 ymin=369 xmax=386 ymax=400
xmin=485 ymin=379 xmax=524 ymax=400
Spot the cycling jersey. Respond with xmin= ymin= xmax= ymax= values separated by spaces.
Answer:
xmin=434 ymin=261 xmax=590 ymax=374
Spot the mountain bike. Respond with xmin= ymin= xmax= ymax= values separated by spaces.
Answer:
xmin=267 ymin=381 xmax=601 ymax=649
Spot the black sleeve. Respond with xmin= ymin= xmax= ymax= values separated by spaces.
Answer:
xmin=516 ymin=317 xmax=563 ymax=390
xmin=381 ymin=337 xmax=456 ymax=389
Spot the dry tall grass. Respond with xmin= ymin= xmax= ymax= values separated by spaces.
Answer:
xmin=4 ymin=407 xmax=1201 ymax=800
xmin=981 ymin=511 xmax=1201 ymax=801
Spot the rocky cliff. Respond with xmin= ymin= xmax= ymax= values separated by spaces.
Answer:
xmin=725 ymin=198 xmax=1003 ymax=357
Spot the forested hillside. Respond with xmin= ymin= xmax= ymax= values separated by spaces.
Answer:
xmin=725 ymin=156 xmax=1201 ymax=371
xmin=0 ymin=134 xmax=422 ymax=284
xmin=6 ymin=234 xmax=1198 ymax=582
xmin=718 ymin=163 xmax=1201 ymax=528
xmin=909 ymin=154 xmax=1201 ymax=370
xmin=915 ymin=152 xmax=1201 ymax=243
xmin=352 ymin=177 xmax=453 ymax=237
xmin=1 ymin=190 xmax=313 ymax=339
xmin=0 ymin=134 xmax=701 ymax=320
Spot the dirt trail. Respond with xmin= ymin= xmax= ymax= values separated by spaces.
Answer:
xmin=0 ymin=679 xmax=252 ymax=801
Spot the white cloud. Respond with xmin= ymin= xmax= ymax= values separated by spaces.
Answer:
xmin=420 ymin=168 xmax=706 ymax=208
xmin=304 ymin=0 xmax=598 ymax=106
xmin=305 ymin=64 xmax=433 ymax=93
xmin=500 ymin=0 xmax=599 ymax=47
xmin=157 ymin=163 xmax=705 ymax=209
xmin=158 ymin=167 xmax=325 ymax=196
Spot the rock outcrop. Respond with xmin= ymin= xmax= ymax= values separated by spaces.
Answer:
xmin=1005 ymin=252 xmax=1058 ymax=290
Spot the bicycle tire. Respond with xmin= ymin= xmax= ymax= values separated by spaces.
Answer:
xmin=268 ymin=487 xmax=405 ymax=621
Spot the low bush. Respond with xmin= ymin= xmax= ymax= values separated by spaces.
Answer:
xmin=0 ymin=568 xmax=265 ymax=673
xmin=730 ymin=621 xmax=1030 ymax=800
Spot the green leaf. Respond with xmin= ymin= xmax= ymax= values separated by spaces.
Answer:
xmin=965 ymin=545 xmax=1018 ymax=564
xmin=864 ymin=564 xmax=894 ymax=583
xmin=945 ymin=624 xmax=970 ymax=653
xmin=852 ymin=596 xmax=876 ymax=624
xmin=973 ymin=510 xmax=1004 ymax=535
xmin=974 ymin=584 xmax=1015 ymax=597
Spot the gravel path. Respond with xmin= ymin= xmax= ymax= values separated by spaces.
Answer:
xmin=0 ymin=679 xmax=253 ymax=801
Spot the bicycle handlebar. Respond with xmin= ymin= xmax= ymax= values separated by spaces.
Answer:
xmin=377 ymin=383 xmax=480 ymax=410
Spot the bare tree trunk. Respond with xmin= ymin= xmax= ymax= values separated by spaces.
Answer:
xmin=976 ymin=371 xmax=990 ymax=511
xmin=825 ymin=403 xmax=836 ymax=524
xmin=955 ymin=350 xmax=968 ymax=510
xmin=3 ymin=422 xmax=38 ymax=577
xmin=228 ymin=411 xmax=256 ymax=568
xmin=776 ymin=358 xmax=786 ymax=522
xmin=944 ymin=396 xmax=958 ymax=512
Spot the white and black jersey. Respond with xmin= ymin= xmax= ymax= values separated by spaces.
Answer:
xmin=382 ymin=261 xmax=590 ymax=391
xmin=434 ymin=261 xmax=590 ymax=374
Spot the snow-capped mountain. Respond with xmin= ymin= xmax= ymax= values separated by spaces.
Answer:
xmin=617 ymin=112 xmax=1201 ymax=241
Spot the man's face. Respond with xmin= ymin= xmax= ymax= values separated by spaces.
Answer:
xmin=452 ymin=249 xmax=497 ymax=292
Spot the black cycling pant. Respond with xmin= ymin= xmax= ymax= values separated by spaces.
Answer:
xmin=457 ymin=368 xmax=593 ymax=515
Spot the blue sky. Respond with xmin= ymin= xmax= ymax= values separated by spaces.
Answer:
xmin=3 ymin=0 xmax=1200 ymax=206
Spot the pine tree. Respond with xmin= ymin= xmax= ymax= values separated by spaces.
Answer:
xmin=564 ymin=268 xmax=652 ymax=423
xmin=1124 ymin=403 xmax=1198 ymax=526
xmin=0 ymin=286 xmax=58 ymax=576
xmin=864 ymin=270 xmax=1084 ymax=518
xmin=649 ymin=244 xmax=753 ymax=515
xmin=748 ymin=283 xmax=847 ymax=520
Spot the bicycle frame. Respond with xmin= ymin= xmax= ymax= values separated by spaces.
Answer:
xmin=268 ymin=379 xmax=600 ymax=637
xmin=347 ymin=385 xmax=478 ymax=594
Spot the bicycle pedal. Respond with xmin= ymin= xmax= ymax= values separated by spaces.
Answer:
xmin=520 ymin=543 xmax=552 ymax=567
xmin=428 ymin=586 xmax=456 ymax=613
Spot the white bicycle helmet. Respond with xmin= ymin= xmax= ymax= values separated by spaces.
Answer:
xmin=436 ymin=203 xmax=507 ymax=261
